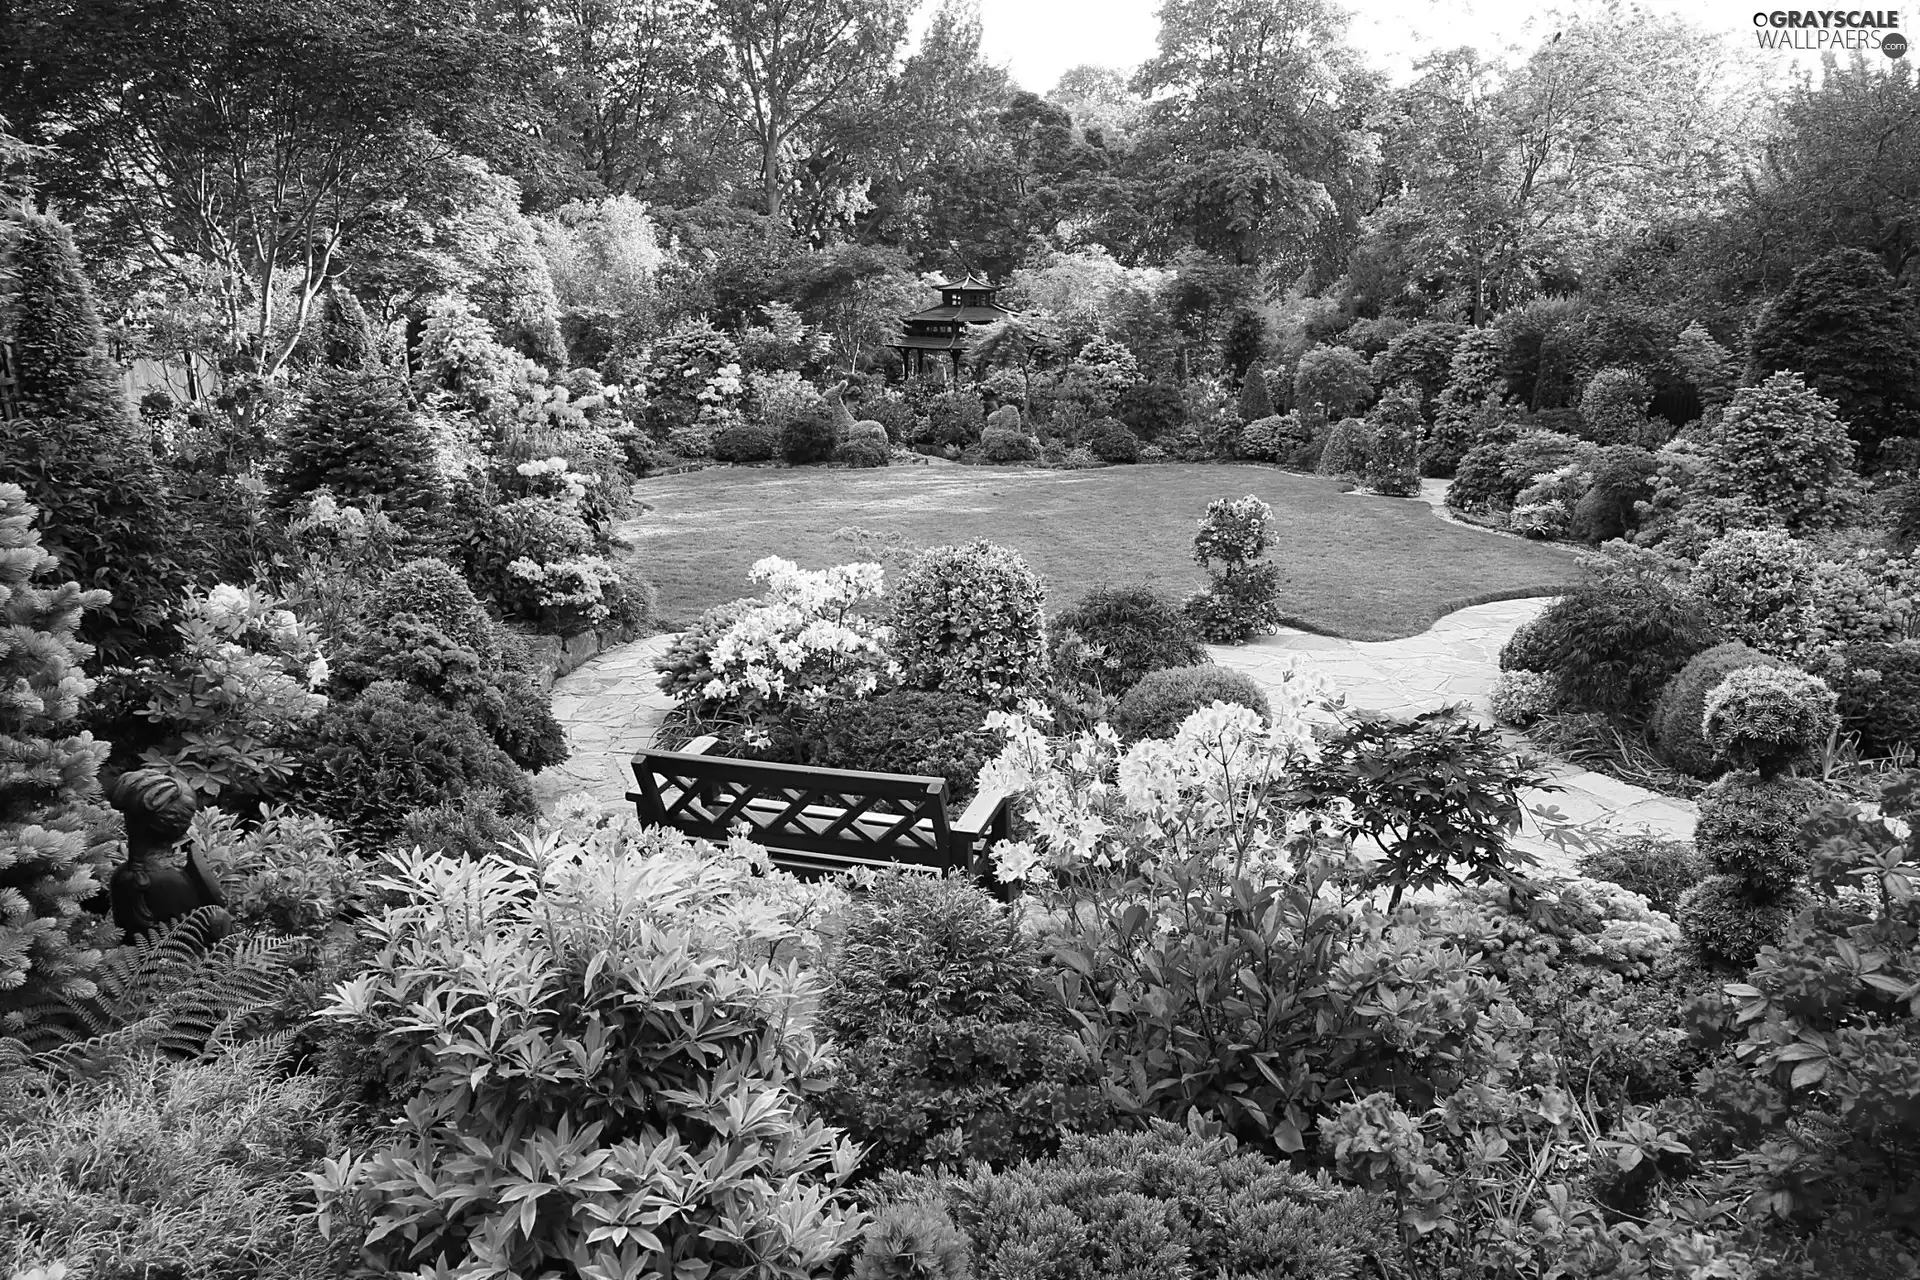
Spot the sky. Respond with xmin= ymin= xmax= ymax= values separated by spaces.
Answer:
xmin=940 ymin=0 xmax=1903 ymax=93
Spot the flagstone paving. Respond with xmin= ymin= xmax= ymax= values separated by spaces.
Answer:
xmin=534 ymin=596 xmax=1696 ymax=878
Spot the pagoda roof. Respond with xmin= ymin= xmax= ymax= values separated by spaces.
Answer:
xmin=891 ymin=333 xmax=971 ymax=351
xmin=928 ymin=273 xmax=998 ymax=291
xmin=902 ymin=302 xmax=1013 ymax=324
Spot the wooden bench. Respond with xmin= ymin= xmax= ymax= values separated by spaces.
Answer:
xmin=628 ymin=736 xmax=1015 ymax=890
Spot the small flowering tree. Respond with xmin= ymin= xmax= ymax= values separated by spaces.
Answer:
xmin=135 ymin=583 xmax=330 ymax=805
xmin=698 ymin=557 xmax=899 ymax=737
xmin=1184 ymin=495 xmax=1286 ymax=643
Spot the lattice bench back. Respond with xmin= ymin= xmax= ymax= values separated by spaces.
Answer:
xmin=629 ymin=744 xmax=975 ymax=879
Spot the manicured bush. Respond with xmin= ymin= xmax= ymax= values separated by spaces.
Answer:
xmin=1501 ymin=429 xmax=1590 ymax=496
xmin=1086 ymin=419 xmax=1140 ymax=462
xmin=1578 ymin=367 xmax=1654 ymax=444
xmin=1651 ymin=643 xmax=1791 ymax=778
xmin=818 ymin=874 xmax=1104 ymax=1172
xmin=1184 ymin=495 xmax=1285 ymax=643
xmin=1577 ymin=833 xmax=1707 ymax=915
xmin=1489 ymin=669 xmax=1561 ymax=727
xmin=1115 ymin=382 xmax=1184 ymax=440
xmin=309 ymin=832 xmax=866 ymax=1277
xmin=980 ymin=424 xmax=1039 ymax=462
xmin=876 ymin=1123 xmax=1395 ymax=1280
xmin=1702 ymin=666 xmax=1838 ymax=777
xmin=1446 ymin=441 xmax=1513 ymax=511
xmin=1692 ymin=371 xmax=1867 ymax=535
xmin=1687 ymin=528 xmax=1812 ymax=654
xmin=1528 ymin=577 xmax=1720 ymax=718
xmin=368 ymin=557 xmax=499 ymax=663
xmin=278 ymin=369 xmax=442 ymax=513
xmin=1051 ymin=584 xmax=1209 ymax=692
xmin=293 ymin=680 xmax=536 ymax=846
xmin=1828 ymin=641 xmax=1920 ymax=756
xmin=1680 ymin=773 xmax=1824 ymax=966
xmin=1111 ymin=663 xmax=1269 ymax=742
xmin=1236 ymin=413 xmax=1286 ymax=460
xmin=780 ymin=401 xmax=839 ymax=463
xmin=838 ymin=436 xmax=892 ymax=467
xmin=1317 ymin=417 xmax=1371 ymax=477
xmin=856 ymin=393 xmax=916 ymax=443
xmin=891 ymin=541 xmax=1049 ymax=705
xmin=779 ymin=690 xmax=999 ymax=802
xmin=1364 ymin=390 xmax=1421 ymax=496
xmin=7 ymin=211 xmax=127 ymax=422
xmin=1747 ymin=246 xmax=1920 ymax=465
xmin=712 ymin=421 xmax=778 ymax=462
xmin=1676 ymin=874 xmax=1803 ymax=971
xmin=847 ymin=418 xmax=889 ymax=446
xmin=0 ymin=484 xmax=118 ymax=1029
xmin=985 ymin=403 xmax=1022 ymax=435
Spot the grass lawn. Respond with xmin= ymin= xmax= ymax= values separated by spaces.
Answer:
xmin=621 ymin=461 xmax=1585 ymax=641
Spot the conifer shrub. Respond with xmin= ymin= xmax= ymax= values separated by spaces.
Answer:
xmin=1702 ymin=666 xmax=1838 ymax=777
xmin=1238 ymin=361 xmax=1275 ymax=421
xmin=1051 ymin=584 xmax=1209 ymax=693
xmin=1577 ymin=833 xmax=1707 ymax=915
xmin=1317 ymin=417 xmax=1371 ymax=477
xmin=0 ymin=484 xmax=119 ymax=1034
xmin=1111 ymin=664 xmax=1270 ymax=743
xmin=1691 ymin=371 xmax=1867 ymax=535
xmin=1651 ymin=643 xmax=1791 ymax=778
xmin=278 ymin=369 xmax=442 ymax=514
xmin=1679 ymin=772 xmax=1823 ymax=969
xmin=7 ymin=211 xmax=127 ymax=422
xmin=1827 ymin=641 xmax=1920 ymax=757
xmin=1445 ymin=441 xmax=1513 ymax=512
xmin=890 ymin=541 xmax=1048 ymax=706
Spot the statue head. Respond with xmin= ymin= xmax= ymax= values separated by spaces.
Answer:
xmin=108 ymin=768 xmax=199 ymax=855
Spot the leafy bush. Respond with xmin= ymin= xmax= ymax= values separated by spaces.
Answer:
xmin=368 ymin=558 xmax=498 ymax=662
xmin=1114 ymin=382 xmax=1183 ymax=440
xmin=1373 ymin=320 xmax=1466 ymax=403
xmin=0 ymin=484 xmax=118 ymax=1028
xmin=838 ymin=435 xmax=892 ymax=468
xmin=847 ymin=418 xmax=889 ymax=447
xmin=292 ymin=680 xmax=535 ymax=846
xmin=1568 ymin=444 xmax=1658 ymax=543
xmin=1184 ymin=494 xmax=1285 ymax=643
xmin=1528 ymin=577 xmax=1720 ymax=718
xmin=1364 ymin=390 xmax=1421 ymax=496
xmin=1687 ymin=528 xmax=1917 ymax=667
xmin=1111 ymin=663 xmax=1269 ymax=742
xmin=1578 ymin=367 xmax=1654 ymax=444
xmin=1577 ymin=833 xmax=1707 ymax=915
xmin=1294 ymin=344 xmax=1375 ymax=423
xmin=781 ymin=401 xmax=840 ymax=463
xmin=1445 ymin=441 xmax=1513 ymax=511
xmin=1703 ymin=666 xmax=1838 ymax=777
xmin=1086 ymin=419 xmax=1140 ymax=462
xmin=277 ymin=369 xmax=441 ymax=514
xmin=891 ymin=541 xmax=1048 ymax=706
xmin=922 ymin=389 xmax=985 ymax=448
xmin=778 ymin=689 xmax=999 ymax=802
xmin=1691 ymin=371 xmax=1867 ymax=535
xmin=1502 ymin=429 xmax=1591 ymax=496
xmin=0 ymin=1043 xmax=353 ymax=1279
xmin=396 ymin=787 xmax=533 ymax=862
xmin=1051 ymin=584 xmax=1209 ymax=693
xmin=1497 ymin=614 xmax=1557 ymax=672
xmin=1317 ymin=416 xmax=1370 ymax=477
xmin=1651 ymin=643 xmax=1791 ymax=778
xmin=980 ymin=424 xmax=1039 ymax=462
xmin=818 ymin=874 xmax=1105 ymax=1173
xmin=1489 ymin=669 xmax=1561 ymax=727
xmin=1236 ymin=413 xmax=1287 ymax=460
xmin=308 ymin=831 xmax=867 ymax=1278
xmin=1828 ymin=641 xmax=1920 ymax=756
xmin=712 ymin=421 xmax=778 ymax=462
xmin=874 ymin=1123 xmax=1395 ymax=1280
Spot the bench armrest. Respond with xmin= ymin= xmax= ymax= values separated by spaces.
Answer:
xmin=952 ymin=786 xmax=1011 ymax=840
xmin=679 ymin=735 xmax=719 ymax=756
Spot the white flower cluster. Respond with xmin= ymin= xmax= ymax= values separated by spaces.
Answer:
xmin=506 ymin=554 xmax=625 ymax=626
xmin=982 ymin=664 xmax=1331 ymax=886
xmin=697 ymin=362 xmax=744 ymax=406
xmin=514 ymin=454 xmax=597 ymax=501
xmin=701 ymin=557 xmax=898 ymax=712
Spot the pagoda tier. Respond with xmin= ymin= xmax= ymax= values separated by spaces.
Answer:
xmin=889 ymin=275 xmax=1013 ymax=379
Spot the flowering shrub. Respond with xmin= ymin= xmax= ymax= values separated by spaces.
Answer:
xmin=308 ymin=828 xmax=867 ymax=1278
xmin=696 ymin=558 xmax=897 ymax=728
xmin=133 ymin=584 xmax=329 ymax=805
xmin=509 ymin=453 xmax=596 ymax=502
xmin=890 ymin=541 xmax=1048 ymax=706
xmin=184 ymin=805 xmax=356 ymax=935
xmin=1185 ymin=495 xmax=1286 ymax=643
xmin=1413 ymin=876 xmax=1680 ymax=981
xmin=639 ymin=321 xmax=744 ymax=433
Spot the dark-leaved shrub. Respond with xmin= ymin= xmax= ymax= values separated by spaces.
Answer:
xmin=1528 ymin=578 xmax=1719 ymax=718
xmin=777 ymin=690 xmax=999 ymax=803
xmin=1051 ymin=584 xmax=1209 ymax=693
xmin=712 ymin=422 xmax=778 ymax=462
xmin=1446 ymin=441 xmax=1513 ymax=512
xmin=780 ymin=402 xmax=839 ymax=464
xmin=1115 ymin=382 xmax=1184 ymax=440
xmin=1086 ymin=419 xmax=1140 ymax=462
xmin=1111 ymin=663 xmax=1268 ymax=742
xmin=1828 ymin=641 xmax=1920 ymax=757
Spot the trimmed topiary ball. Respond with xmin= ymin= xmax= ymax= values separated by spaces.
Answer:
xmin=1111 ymin=663 xmax=1270 ymax=743
xmin=369 ymin=558 xmax=501 ymax=665
xmin=1702 ymin=666 xmax=1838 ymax=777
xmin=1678 ymin=874 xmax=1804 ymax=969
xmin=1051 ymin=584 xmax=1209 ymax=693
xmin=1694 ymin=773 xmax=1822 ymax=897
xmin=1651 ymin=643 xmax=1790 ymax=778
xmin=980 ymin=426 xmax=1039 ymax=463
xmin=713 ymin=422 xmax=778 ymax=463
xmin=1577 ymin=833 xmax=1706 ymax=915
xmin=838 ymin=436 xmax=892 ymax=468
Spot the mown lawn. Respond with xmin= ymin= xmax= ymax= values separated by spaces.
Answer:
xmin=622 ymin=461 xmax=1584 ymax=641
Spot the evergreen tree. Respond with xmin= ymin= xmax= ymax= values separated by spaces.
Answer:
xmin=8 ymin=211 xmax=127 ymax=422
xmin=1673 ymin=321 xmax=1735 ymax=408
xmin=309 ymin=280 xmax=382 ymax=371
xmin=1237 ymin=361 xmax=1274 ymax=422
xmin=0 ymin=483 xmax=120 ymax=1036
xmin=1748 ymin=247 xmax=1920 ymax=465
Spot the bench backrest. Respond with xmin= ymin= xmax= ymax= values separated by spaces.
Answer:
xmin=629 ymin=749 xmax=963 ymax=874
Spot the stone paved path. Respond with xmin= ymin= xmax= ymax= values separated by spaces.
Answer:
xmin=533 ymin=599 xmax=1696 ymax=877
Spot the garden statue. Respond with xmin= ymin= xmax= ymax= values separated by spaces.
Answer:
xmin=105 ymin=768 xmax=231 ymax=943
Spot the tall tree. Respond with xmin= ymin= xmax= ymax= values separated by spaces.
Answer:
xmin=704 ymin=0 xmax=912 ymax=224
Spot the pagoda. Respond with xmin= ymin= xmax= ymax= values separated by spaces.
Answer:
xmin=889 ymin=273 xmax=1013 ymax=380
